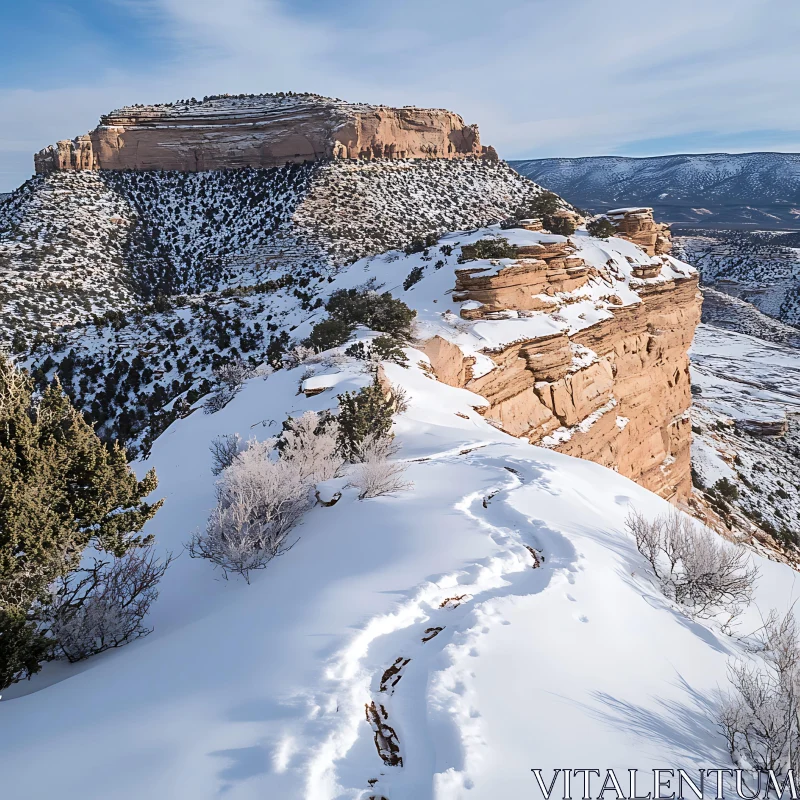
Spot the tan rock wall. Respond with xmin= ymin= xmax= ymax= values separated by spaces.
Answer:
xmin=426 ymin=274 xmax=701 ymax=502
xmin=34 ymin=96 xmax=484 ymax=174
xmin=607 ymin=207 xmax=672 ymax=256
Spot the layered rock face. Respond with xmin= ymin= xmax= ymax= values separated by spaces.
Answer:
xmin=608 ymin=207 xmax=672 ymax=256
xmin=34 ymin=94 xmax=484 ymax=174
xmin=424 ymin=230 xmax=700 ymax=501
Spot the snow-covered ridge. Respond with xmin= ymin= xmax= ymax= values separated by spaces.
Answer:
xmin=511 ymin=152 xmax=800 ymax=228
xmin=100 ymin=93 xmax=458 ymax=124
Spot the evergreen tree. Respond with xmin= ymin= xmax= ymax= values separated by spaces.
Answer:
xmin=0 ymin=354 xmax=162 ymax=688
xmin=336 ymin=380 xmax=394 ymax=461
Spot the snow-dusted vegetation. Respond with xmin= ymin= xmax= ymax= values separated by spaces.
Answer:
xmin=0 ymin=159 xmax=547 ymax=455
xmin=675 ymin=230 xmax=800 ymax=326
xmin=691 ymin=324 xmax=800 ymax=550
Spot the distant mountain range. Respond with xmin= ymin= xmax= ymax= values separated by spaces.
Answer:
xmin=510 ymin=152 xmax=800 ymax=229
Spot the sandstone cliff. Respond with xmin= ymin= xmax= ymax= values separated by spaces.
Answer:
xmin=607 ymin=207 xmax=672 ymax=256
xmin=417 ymin=224 xmax=700 ymax=502
xmin=34 ymin=93 xmax=485 ymax=174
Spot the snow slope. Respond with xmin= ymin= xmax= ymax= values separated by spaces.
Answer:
xmin=1 ymin=332 xmax=799 ymax=799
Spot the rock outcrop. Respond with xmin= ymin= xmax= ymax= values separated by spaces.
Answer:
xmin=34 ymin=94 xmax=486 ymax=174
xmin=424 ymin=229 xmax=700 ymax=502
xmin=607 ymin=207 xmax=672 ymax=256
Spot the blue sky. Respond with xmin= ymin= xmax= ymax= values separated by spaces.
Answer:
xmin=2 ymin=0 xmax=800 ymax=190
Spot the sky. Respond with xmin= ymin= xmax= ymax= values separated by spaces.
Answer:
xmin=1 ymin=0 xmax=800 ymax=191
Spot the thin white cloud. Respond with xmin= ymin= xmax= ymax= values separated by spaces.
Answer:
xmin=2 ymin=0 xmax=800 ymax=190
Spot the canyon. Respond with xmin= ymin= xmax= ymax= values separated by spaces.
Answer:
xmin=34 ymin=93 xmax=487 ymax=174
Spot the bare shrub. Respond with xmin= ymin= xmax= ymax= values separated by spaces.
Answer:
xmin=626 ymin=509 xmax=758 ymax=622
xmin=280 ymin=411 xmax=343 ymax=482
xmin=719 ymin=610 xmax=800 ymax=770
xmin=389 ymin=383 xmax=409 ymax=414
xmin=204 ymin=360 xmax=253 ymax=413
xmin=214 ymin=359 xmax=253 ymax=391
xmin=49 ymin=547 xmax=173 ymax=662
xmin=209 ymin=432 xmax=243 ymax=475
xmin=349 ymin=432 xmax=412 ymax=500
xmin=188 ymin=439 xmax=311 ymax=581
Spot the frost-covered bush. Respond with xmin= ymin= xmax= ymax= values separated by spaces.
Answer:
xmin=49 ymin=547 xmax=173 ymax=662
xmin=719 ymin=610 xmax=800 ymax=769
xmin=278 ymin=411 xmax=342 ymax=483
xmin=627 ymin=509 xmax=758 ymax=622
xmin=210 ymin=433 xmax=243 ymax=475
xmin=189 ymin=439 xmax=310 ymax=581
xmin=214 ymin=359 xmax=253 ymax=391
xmin=204 ymin=359 xmax=253 ymax=413
xmin=191 ymin=411 xmax=343 ymax=581
xmin=348 ymin=432 xmax=411 ymax=500
xmin=283 ymin=344 xmax=316 ymax=368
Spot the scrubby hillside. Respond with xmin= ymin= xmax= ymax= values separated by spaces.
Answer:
xmin=674 ymin=229 xmax=800 ymax=327
xmin=700 ymin=287 xmax=800 ymax=346
xmin=0 ymin=159 xmax=548 ymax=453
xmin=691 ymin=324 xmax=800 ymax=551
xmin=511 ymin=152 xmax=800 ymax=228
xmin=1 ymin=304 xmax=798 ymax=799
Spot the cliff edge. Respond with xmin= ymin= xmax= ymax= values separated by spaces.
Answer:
xmin=34 ymin=93 xmax=487 ymax=174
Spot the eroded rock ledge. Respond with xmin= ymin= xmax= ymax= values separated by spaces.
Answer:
xmin=34 ymin=93 xmax=488 ymax=174
xmin=423 ymin=220 xmax=700 ymax=501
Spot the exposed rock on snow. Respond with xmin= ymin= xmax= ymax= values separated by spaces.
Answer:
xmin=606 ymin=207 xmax=672 ymax=256
xmin=404 ymin=225 xmax=700 ymax=501
xmin=34 ymin=93 xmax=486 ymax=174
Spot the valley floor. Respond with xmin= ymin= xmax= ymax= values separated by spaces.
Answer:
xmin=1 ymin=347 xmax=798 ymax=799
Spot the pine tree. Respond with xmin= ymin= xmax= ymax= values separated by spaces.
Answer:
xmin=336 ymin=380 xmax=394 ymax=461
xmin=0 ymin=354 xmax=162 ymax=688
